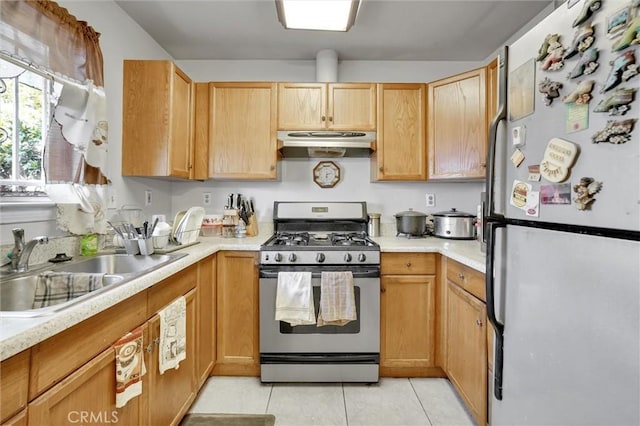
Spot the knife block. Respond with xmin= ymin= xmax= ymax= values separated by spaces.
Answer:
xmin=246 ymin=213 xmax=259 ymax=237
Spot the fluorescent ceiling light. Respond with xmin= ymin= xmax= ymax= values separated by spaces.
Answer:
xmin=276 ymin=0 xmax=360 ymax=32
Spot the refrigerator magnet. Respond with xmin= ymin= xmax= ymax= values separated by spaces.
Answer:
xmin=591 ymin=119 xmax=635 ymax=144
xmin=538 ymin=77 xmax=563 ymax=105
xmin=528 ymin=165 xmax=541 ymax=182
xmin=565 ymin=102 xmax=589 ymax=133
xmin=540 ymin=184 xmax=572 ymax=205
xmin=525 ymin=191 xmax=540 ymax=217
xmin=573 ymin=177 xmax=603 ymax=210
xmin=510 ymin=180 xmax=532 ymax=210
xmin=511 ymin=148 xmax=525 ymax=167
xmin=540 ymin=138 xmax=579 ymax=183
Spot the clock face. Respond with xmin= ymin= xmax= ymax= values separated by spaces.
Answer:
xmin=313 ymin=161 xmax=341 ymax=188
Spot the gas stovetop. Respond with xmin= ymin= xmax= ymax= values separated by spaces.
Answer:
xmin=260 ymin=201 xmax=380 ymax=266
xmin=264 ymin=231 xmax=378 ymax=248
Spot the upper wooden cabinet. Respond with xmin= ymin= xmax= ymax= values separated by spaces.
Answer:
xmin=372 ymin=83 xmax=427 ymax=181
xmin=209 ymin=82 xmax=278 ymax=180
xmin=122 ymin=60 xmax=195 ymax=178
xmin=277 ymin=83 xmax=376 ymax=131
xmin=427 ymin=67 xmax=487 ymax=180
xmin=486 ymin=57 xmax=499 ymax=132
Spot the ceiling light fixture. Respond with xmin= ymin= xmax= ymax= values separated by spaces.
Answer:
xmin=276 ymin=0 xmax=360 ymax=32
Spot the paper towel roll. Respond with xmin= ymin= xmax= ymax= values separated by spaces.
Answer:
xmin=316 ymin=49 xmax=338 ymax=82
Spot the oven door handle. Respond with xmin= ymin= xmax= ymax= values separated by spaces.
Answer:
xmin=260 ymin=269 xmax=380 ymax=279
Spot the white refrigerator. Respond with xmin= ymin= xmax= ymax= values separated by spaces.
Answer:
xmin=485 ymin=0 xmax=640 ymax=424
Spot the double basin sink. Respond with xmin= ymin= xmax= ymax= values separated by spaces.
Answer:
xmin=0 ymin=253 xmax=187 ymax=317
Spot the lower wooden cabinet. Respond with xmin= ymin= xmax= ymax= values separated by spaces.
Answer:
xmin=2 ymin=409 xmax=27 ymax=426
xmin=0 ymin=350 xmax=29 ymax=423
xmin=446 ymin=280 xmax=487 ymax=426
xmin=214 ymin=251 xmax=260 ymax=376
xmin=28 ymin=327 xmax=149 ymax=426
xmin=380 ymin=253 xmax=441 ymax=377
xmin=147 ymin=289 xmax=197 ymax=426
xmin=197 ymin=254 xmax=216 ymax=387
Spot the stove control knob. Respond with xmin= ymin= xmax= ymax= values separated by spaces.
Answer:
xmin=358 ymin=253 xmax=367 ymax=262
xmin=316 ymin=253 xmax=325 ymax=263
xmin=288 ymin=253 xmax=297 ymax=262
xmin=344 ymin=253 xmax=353 ymax=262
xmin=274 ymin=253 xmax=283 ymax=262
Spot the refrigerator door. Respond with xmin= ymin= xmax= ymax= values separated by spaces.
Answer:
xmin=490 ymin=225 xmax=640 ymax=425
xmin=502 ymin=0 xmax=640 ymax=231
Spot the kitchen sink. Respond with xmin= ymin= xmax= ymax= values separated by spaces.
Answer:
xmin=0 ymin=253 xmax=187 ymax=317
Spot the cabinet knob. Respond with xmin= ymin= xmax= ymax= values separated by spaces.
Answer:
xmin=146 ymin=344 xmax=154 ymax=353
xmin=480 ymin=163 xmax=487 ymax=168
xmin=458 ymin=272 xmax=465 ymax=280
xmin=329 ymin=116 xmax=333 ymax=122
xmin=379 ymin=167 xmax=383 ymax=172
xmin=321 ymin=115 xmax=326 ymax=122
xmin=476 ymin=319 xmax=483 ymax=326
xmin=381 ymin=287 xmax=386 ymax=293
xmin=406 ymin=262 xmax=412 ymax=268
xmin=270 ymin=165 xmax=276 ymax=171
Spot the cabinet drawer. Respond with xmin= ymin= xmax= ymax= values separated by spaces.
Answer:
xmin=148 ymin=264 xmax=197 ymax=314
xmin=381 ymin=253 xmax=436 ymax=275
xmin=0 ymin=350 xmax=29 ymax=423
xmin=446 ymin=258 xmax=485 ymax=301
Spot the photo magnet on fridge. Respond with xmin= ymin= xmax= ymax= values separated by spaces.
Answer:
xmin=540 ymin=183 xmax=572 ymax=205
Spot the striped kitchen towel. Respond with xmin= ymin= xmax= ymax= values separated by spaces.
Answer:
xmin=317 ymin=271 xmax=356 ymax=327
xmin=32 ymin=271 xmax=104 ymax=308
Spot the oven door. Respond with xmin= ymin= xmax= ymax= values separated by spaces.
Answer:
xmin=259 ymin=266 xmax=380 ymax=355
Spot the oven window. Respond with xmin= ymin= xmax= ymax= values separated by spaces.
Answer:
xmin=279 ymin=286 xmax=361 ymax=334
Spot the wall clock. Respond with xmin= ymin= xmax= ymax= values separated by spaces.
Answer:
xmin=313 ymin=161 xmax=341 ymax=188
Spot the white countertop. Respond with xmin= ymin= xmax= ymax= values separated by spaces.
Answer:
xmin=0 ymin=232 xmax=485 ymax=361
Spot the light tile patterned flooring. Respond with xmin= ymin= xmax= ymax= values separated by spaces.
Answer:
xmin=190 ymin=377 xmax=475 ymax=426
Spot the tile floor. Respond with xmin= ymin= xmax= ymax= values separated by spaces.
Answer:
xmin=189 ymin=377 xmax=475 ymax=426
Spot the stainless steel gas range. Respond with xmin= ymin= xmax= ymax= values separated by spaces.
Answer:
xmin=259 ymin=201 xmax=380 ymax=383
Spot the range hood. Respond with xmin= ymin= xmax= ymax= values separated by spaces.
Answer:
xmin=277 ymin=131 xmax=376 ymax=158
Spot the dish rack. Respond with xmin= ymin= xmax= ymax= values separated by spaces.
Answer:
xmin=170 ymin=227 xmax=201 ymax=245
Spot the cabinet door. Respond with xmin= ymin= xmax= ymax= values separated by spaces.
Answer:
xmin=328 ymin=83 xmax=376 ymax=130
xmin=380 ymin=275 xmax=435 ymax=374
xmin=446 ymin=281 xmax=487 ymax=426
xmin=28 ymin=326 xmax=148 ymax=426
xmin=147 ymin=289 xmax=197 ymax=426
xmin=197 ymin=255 xmax=216 ymax=388
xmin=277 ymin=83 xmax=326 ymax=130
xmin=428 ymin=67 xmax=487 ymax=180
xmin=210 ymin=83 xmax=278 ymax=179
xmin=215 ymin=251 xmax=260 ymax=376
xmin=486 ymin=57 xmax=499 ymax=134
xmin=1 ymin=350 xmax=29 ymax=423
xmin=169 ymin=66 xmax=194 ymax=179
xmin=122 ymin=60 xmax=194 ymax=178
xmin=373 ymin=84 xmax=427 ymax=180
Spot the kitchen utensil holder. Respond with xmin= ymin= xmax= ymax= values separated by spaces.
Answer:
xmin=123 ymin=238 xmax=140 ymax=255
xmin=246 ymin=213 xmax=259 ymax=237
xmin=138 ymin=238 xmax=155 ymax=256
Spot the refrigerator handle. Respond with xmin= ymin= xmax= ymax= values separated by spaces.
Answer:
xmin=486 ymin=220 xmax=505 ymax=400
xmin=485 ymin=46 xmax=508 ymax=223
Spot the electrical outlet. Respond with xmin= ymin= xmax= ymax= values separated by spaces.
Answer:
xmin=203 ymin=192 xmax=212 ymax=206
xmin=107 ymin=186 xmax=117 ymax=209
xmin=144 ymin=189 xmax=152 ymax=206
xmin=426 ymin=193 xmax=436 ymax=207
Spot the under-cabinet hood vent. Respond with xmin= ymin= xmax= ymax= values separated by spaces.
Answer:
xmin=277 ymin=131 xmax=376 ymax=158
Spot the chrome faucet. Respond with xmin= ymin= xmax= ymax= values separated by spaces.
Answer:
xmin=10 ymin=228 xmax=49 ymax=272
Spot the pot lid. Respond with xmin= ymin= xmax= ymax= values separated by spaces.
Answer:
xmin=433 ymin=208 xmax=475 ymax=218
xmin=395 ymin=208 xmax=427 ymax=217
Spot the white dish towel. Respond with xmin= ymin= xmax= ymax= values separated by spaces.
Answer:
xmin=275 ymin=271 xmax=316 ymax=326
xmin=158 ymin=296 xmax=186 ymax=374
xmin=317 ymin=271 xmax=357 ymax=326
